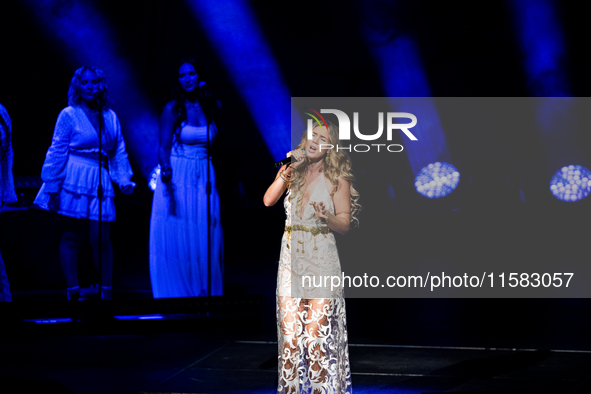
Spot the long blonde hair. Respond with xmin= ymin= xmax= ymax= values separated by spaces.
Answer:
xmin=68 ymin=66 xmax=109 ymax=110
xmin=291 ymin=121 xmax=361 ymax=225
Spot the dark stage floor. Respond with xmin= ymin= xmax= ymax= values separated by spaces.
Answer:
xmin=2 ymin=297 xmax=591 ymax=394
xmin=3 ymin=334 xmax=591 ymax=393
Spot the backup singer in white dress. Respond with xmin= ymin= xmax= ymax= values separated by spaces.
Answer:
xmin=149 ymin=59 xmax=223 ymax=298
xmin=264 ymin=121 xmax=360 ymax=394
xmin=34 ymin=106 xmax=134 ymax=221
xmin=34 ymin=66 xmax=135 ymax=300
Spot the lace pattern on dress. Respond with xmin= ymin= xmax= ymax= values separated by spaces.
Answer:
xmin=276 ymin=179 xmax=352 ymax=394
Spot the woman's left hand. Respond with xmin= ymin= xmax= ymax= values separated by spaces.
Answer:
xmin=310 ymin=201 xmax=329 ymax=222
xmin=120 ymin=184 xmax=134 ymax=195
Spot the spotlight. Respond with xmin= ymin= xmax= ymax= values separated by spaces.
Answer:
xmin=549 ymin=165 xmax=591 ymax=202
xmin=415 ymin=162 xmax=460 ymax=198
xmin=148 ymin=165 xmax=160 ymax=191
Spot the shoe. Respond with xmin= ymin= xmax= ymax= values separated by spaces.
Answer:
xmin=67 ymin=286 xmax=81 ymax=301
xmin=100 ymin=286 xmax=112 ymax=300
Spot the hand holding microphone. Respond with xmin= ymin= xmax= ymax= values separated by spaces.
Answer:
xmin=161 ymin=165 xmax=173 ymax=184
xmin=199 ymin=81 xmax=212 ymax=98
xmin=289 ymin=149 xmax=306 ymax=168
xmin=274 ymin=149 xmax=306 ymax=169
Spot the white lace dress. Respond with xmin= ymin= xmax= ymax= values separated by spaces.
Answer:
xmin=276 ymin=176 xmax=352 ymax=394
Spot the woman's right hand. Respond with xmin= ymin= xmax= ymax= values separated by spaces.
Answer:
xmin=265 ymin=151 xmax=303 ymax=207
xmin=286 ymin=149 xmax=306 ymax=171
xmin=160 ymin=165 xmax=172 ymax=183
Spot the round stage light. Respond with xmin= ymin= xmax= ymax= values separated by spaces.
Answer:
xmin=415 ymin=162 xmax=460 ymax=198
xmin=148 ymin=165 xmax=160 ymax=191
xmin=549 ymin=165 xmax=591 ymax=202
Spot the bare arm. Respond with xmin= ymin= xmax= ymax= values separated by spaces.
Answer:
xmin=263 ymin=165 xmax=289 ymax=207
xmin=311 ymin=177 xmax=351 ymax=235
xmin=158 ymin=102 xmax=176 ymax=182
xmin=263 ymin=150 xmax=306 ymax=206
xmin=330 ymin=177 xmax=352 ymax=234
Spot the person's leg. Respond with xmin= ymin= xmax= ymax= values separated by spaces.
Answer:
xmin=59 ymin=216 xmax=83 ymax=300
xmin=304 ymin=298 xmax=331 ymax=393
xmin=89 ymin=220 xmax=112 ymax=300
xmin=277 ymin=295 xmax=301 ymax=393
xmin=0 ymin=247 xmax=12 ymax=302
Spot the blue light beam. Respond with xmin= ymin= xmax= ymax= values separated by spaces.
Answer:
xmin=23 ymin=0 xmax=159 ymax=177
xmin=186 ymin=0 xmax=292 ymax=161
xmin=510 ymin=0 xmax=569 ymax=96
xmin=362 ymin=22 xmax=451 ymax=175
xmin=511 ymin=1 xmax=589 ymax=202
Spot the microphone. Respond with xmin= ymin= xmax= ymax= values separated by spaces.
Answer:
xmin=199 ymin=81 xmax=212 ymax=98
xmin=274 ymin=157 xmax=294 ymax=168
xmin=274 ymin=150 xmax=306 ymax=168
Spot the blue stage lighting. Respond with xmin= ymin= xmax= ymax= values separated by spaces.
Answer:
xmin=511 ymin=0 xmax=569 ymax=96
xmin=114 ymin=314 xmax=164 ymax=321
xmin=550 ymin=165 xmax=591 ymax=202
xmin=186 ymin=0 xmax=291 ymax=161
xmin=415 ymin=162 xmax=460 ymax=198
xmin=362 ymin=22 xmax=451 ymax=175
xmin=23 ymin=318 xmax=74 ymax=324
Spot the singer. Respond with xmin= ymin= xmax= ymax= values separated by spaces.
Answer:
xmin=149 ymin=58 xmax=223 ymax=298
xmin=34 ymin=66 xmax=135 ymax=301
xmin=264 ymin=121 xmax=360 ymax=393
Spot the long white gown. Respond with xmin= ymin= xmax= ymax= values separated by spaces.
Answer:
xmin=149 ymin=123 xmax=223 ymax=298
xmin=276 ymin=175 xmax=352 ymax=394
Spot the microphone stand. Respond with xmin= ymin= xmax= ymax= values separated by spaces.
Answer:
xmin=205 ymin=91 xmax=212 ymax=300
xmin=201 ymin=84 xmax=217 ymax=300
xmin=97 ymin=99 xmax=104 ymax=301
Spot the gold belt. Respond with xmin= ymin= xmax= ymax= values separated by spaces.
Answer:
xmin=284 ymin=225 xmax=331 ymax=236
xmin=284 ymin=225 xmax=330 ymax=252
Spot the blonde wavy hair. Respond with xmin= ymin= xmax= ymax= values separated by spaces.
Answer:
xmin=68 ymin=66 xmax=109 ymax=110
xmin=290 ymin=121 xmax=361 ymax=226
